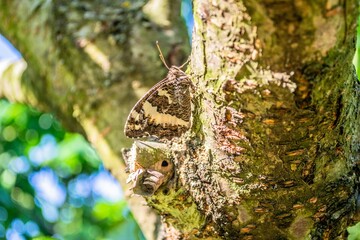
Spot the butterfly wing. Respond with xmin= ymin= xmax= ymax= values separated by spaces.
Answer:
xmin=124 ymin=67 xmax=192 ymax=140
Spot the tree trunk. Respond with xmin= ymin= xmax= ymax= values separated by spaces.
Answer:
xmin=1 ymin=0 xmax=360 ymax=239
xmin=139 ymin=0 xmax=360 ymax=239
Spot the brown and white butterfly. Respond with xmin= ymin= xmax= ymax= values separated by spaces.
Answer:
xmin=124 ymin=43 xmax=193 ymax=140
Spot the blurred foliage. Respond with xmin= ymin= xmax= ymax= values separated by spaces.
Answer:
xmin=348 ymin=222 xmax=360 ymax=240
xmin=0 ymin=99 xmax=144 ymax=240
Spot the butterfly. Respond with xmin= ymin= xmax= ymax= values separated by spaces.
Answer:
xmin=124 ymin=42 xmax=193 ymax=140
xmin=122 ymin=141 xmax=174 ymax=196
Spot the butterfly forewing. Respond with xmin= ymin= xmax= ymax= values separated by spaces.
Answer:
xmin=124 ymin=66 xmax=192 ymax=140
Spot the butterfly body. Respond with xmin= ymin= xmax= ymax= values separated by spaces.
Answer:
xmin=124 ymin=66 xmax=193 ymax=140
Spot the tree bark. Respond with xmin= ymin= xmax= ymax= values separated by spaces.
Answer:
xmin=1 ymin=0 xmax=360 ymax=239
xmin=142 ymin=0 xmax=360 ymax=239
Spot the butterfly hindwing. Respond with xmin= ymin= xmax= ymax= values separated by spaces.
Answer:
xmin=124 ymin=66 xmax=192 ymax=140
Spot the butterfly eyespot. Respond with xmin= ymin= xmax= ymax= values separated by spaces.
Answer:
xmin=161 ymin=160 xmax=169 ymax=167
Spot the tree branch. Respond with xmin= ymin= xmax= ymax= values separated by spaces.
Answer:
xmin=0 ymin=0 xmax=190 ymax=239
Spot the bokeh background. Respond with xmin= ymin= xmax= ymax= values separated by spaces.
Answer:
xmin=0 ymin=1 xmax=193 ymax=240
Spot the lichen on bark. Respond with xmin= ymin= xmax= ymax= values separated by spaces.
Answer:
xmin=143 ymin=0 xmax=360 ymax=239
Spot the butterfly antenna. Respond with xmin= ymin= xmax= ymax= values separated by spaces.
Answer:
xmin=156 ymin=41 xmax=169 ymax=70
xmin=179 ymin=56 xmax=190 ymax=69
xmin=137 ymin=141 xmax=155 ymax=150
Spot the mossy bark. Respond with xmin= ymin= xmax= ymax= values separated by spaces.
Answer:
xmin=146 ymin=0 xmax=360 ymax=239
xmin=173 ymin=0 xmax=359 ymax=239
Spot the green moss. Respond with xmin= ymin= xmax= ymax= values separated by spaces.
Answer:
xmin=147 ymin=188 xmax=205 ymax=232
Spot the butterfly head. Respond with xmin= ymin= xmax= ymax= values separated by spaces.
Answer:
xmin=124 ymin=141 xmax=174 ymax=196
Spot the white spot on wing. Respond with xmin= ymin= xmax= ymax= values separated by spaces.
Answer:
xmin=143 ymin=101 xmax=189 ymax=127
xmin=157 ymin=89 xmax=173 ymax=104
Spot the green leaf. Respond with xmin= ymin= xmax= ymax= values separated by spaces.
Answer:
xmin=32 ymin=237 xmax=57 ymax=240
xmin=348 ymin=222 xmax=360 ymax=240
